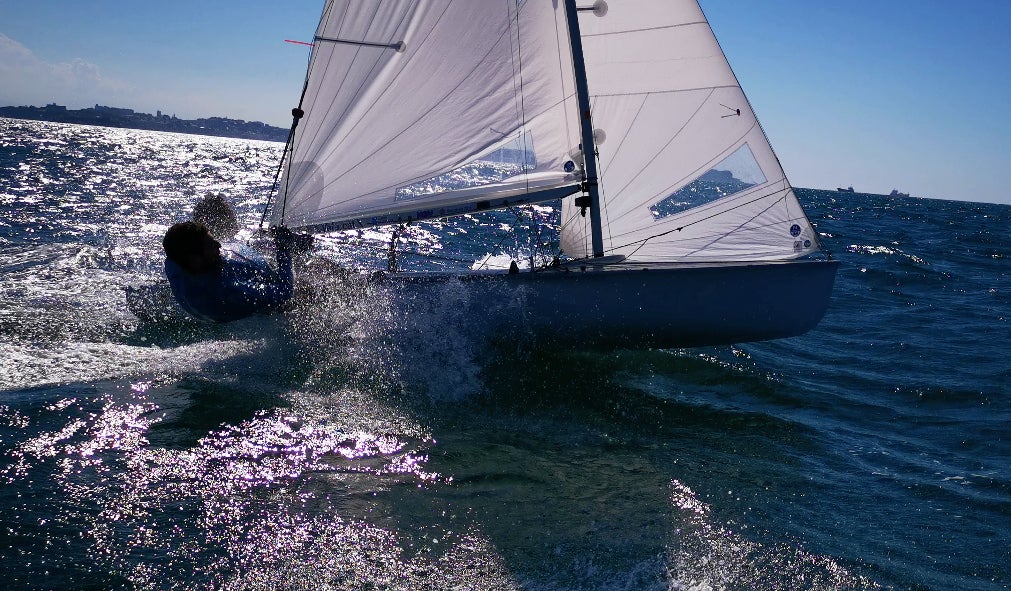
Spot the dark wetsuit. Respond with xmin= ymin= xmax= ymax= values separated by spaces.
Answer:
xmin=164 ymin=245 xmax=293 ymax=323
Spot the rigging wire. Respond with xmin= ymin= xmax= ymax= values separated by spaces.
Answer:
xmin=475 ymin=213 xmax=522 ymax=271
xmin=259 ymin=26 xmax=317 ymax=231
xmin=259 ymin=108 xmax=302 ymax=231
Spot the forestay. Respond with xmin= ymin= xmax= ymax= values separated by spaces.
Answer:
xmin=560 ymin=0 xmax=820 ymax=263
xmin=274 ymin=0 xmax=583 ymax=231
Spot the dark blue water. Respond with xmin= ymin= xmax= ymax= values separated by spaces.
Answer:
xmin=1 ymin=118 xmax=1008 ymax=590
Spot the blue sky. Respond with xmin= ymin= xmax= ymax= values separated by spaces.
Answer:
xmin=1 ymin=0 xmax=1008 ymax=204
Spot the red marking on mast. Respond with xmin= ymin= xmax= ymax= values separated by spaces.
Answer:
xmin=284 ymin=39 xmax=314 ymax=47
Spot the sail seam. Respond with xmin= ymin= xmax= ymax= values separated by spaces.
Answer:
xmin=562 ymin=171 xmax=788 ymax=260
xmin=311 ymin=94 xmax=577 ymax=215
xmin=673 ymin=192 xmax=790 ymax=259
xmin=613 ymin=176 xmax=787 ymax=241
xmin=592 ymin=186 xmax=793 ymax=261
xmin=307 ymin=3 xmax=525 ymax=208
xmin=606 ymin=195 xmax=796 ymax=246
xmin=591 ymin=84 xmax=739 ymax=99
xmin=581 ymin=21 xmax=708 ymax=38
xmin=607 ymin=120 xmax=762 ymax=223
xmin=602 ymin=184 xmax=785 ymax=241
xmin=601 ymin=88 xmax=718 ymax=212
xmin=294 ymin=2 xmax=380 ymax=196
xmin=280 ymin=0 xmax=344 ymax=213
xmin=302 ymin=0 xmax=345 ymax=144
xmin=272 ymin=33 xmax=317 ymax=226
xmin=301 ymin=0 xmax=462 ymax=191
xmin=298 ymin=3 xmax=417 ymax=185
xmin=636 ymin=216 xmax=803 ymax=247
xmin=599 ymin=94 xmax=648 ymax=179
xmin=297 ymin=1 xmax=372 ymax=177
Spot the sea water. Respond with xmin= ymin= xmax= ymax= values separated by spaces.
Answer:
xmin=0 ymin=118 xmax=1008 ymax=590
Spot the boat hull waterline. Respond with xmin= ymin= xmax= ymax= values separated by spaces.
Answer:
xmin=387 ymin=259 xmax=840 ymax=349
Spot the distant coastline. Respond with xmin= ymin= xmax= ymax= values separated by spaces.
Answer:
xmin=0 ymin=103 xmax=288 ymax=142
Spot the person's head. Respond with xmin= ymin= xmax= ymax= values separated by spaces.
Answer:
xmin=192 ymin=193 xmax=239 ymax=240
xmin=163 ymin=221 xmax=222 ymax=275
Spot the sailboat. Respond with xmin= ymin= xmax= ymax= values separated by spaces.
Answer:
xmin=267 ymin=0 xmax=838 ymax=349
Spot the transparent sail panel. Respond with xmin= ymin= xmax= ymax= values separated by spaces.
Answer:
xmin=650 ymin=143 xmax=766 ymax=220
xmin=396 ymin=133 xmax=537 ymax=201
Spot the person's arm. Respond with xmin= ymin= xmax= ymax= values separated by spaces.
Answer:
xmin=241 ymin=259 xmax=292 ymax=311
xmin=179 ymin=228 xmax=304 ymax=320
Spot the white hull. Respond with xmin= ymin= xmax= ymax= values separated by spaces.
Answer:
xmin=389 ymin=259 xmax=839 ymax=349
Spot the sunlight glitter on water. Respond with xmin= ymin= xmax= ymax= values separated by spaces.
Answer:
xmin=8 ymin=400 xmax=595 ymax=588
xmin=0 ymin=380 xmax=550 ymax=590
xmin=9 ymin=120 xmax=998 ymax=588
xmin=665 ymin=480 xmax=880 ymax=591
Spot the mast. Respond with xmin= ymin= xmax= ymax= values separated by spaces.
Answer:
xmin=563 ymin=0 xmax=604 ymax=258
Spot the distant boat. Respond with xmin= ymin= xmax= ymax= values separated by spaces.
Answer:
xmin=837 ymin=186 xmax=855 ymax=193
xmin=264 ymin=0 xmax=839 ymax=349
xmin=889 ymin=189 xmax=910 ymax=197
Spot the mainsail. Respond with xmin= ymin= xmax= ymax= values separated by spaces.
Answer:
xmin=273 ymin=0 xmax=582 ymax=232
xmin=560 ymin=1 xmax=819 ymax=262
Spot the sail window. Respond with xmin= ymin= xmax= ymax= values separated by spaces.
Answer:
xmin=650 ymin=143 xmax=767 ymax=220
xmin=396 ymin=133 xmax=537 ymax=201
